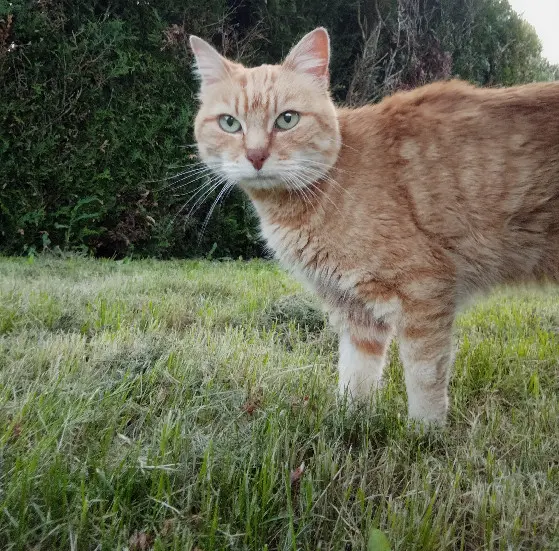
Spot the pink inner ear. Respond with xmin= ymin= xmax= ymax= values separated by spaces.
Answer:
xmin=285 ymin=28 xmax=330 ymax=80
xmin=309 ymin=32 xmax=329 ymax=77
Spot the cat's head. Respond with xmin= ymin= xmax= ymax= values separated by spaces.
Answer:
xmin=189 ymin=28 xmax=341 ymax=191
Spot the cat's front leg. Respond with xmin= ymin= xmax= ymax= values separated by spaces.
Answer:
xmin=338 ymin=326 xmax=393 ymax=401
xmin=398 ymin=307 xmax=455 ymax=424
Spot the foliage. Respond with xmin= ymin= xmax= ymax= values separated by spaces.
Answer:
xmin=0 ymin=0 xmax=259 ymax=258
xmin=0 ymin=0 xmax=557 ymax=257
xmin=346 ymin=0 xmax=555 ymax=104
xmin=0 ymin=257 xmax=558 ymax=549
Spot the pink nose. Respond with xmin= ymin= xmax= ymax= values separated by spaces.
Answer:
xmin=246 ymin=148 xmax=270 ymax=171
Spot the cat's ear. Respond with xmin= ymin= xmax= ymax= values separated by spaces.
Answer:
xmin=189 ymin=35 xmax=232 ymax=89
xmin=283 ymin=27 xmax=330 ymax=88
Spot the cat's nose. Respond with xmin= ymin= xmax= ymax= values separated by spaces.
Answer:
xmin=246 ymin=148 xmax=270 ymax=171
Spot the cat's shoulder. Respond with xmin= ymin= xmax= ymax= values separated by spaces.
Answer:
xmin=335 ymin=81 xmax=480 ymax=122
xmin=378 ymin=80 xmax=481 ymax=115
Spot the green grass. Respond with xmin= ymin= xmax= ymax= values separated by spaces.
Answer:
xmin=0 ymin=256 xmax=558 ymax=551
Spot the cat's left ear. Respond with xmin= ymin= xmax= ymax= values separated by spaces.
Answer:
xmin=189 ymin=35 xmax=233 ymax=90
xmin=283 ymin=27 xmax=330 ymax=89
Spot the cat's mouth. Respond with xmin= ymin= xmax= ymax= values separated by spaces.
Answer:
xmin=240 ymin=172 xmax=281 ymax=182
xmin=239 ymin=174 xmax=288 ymax=190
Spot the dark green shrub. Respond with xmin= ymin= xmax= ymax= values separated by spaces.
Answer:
xmin=0 ymin=0 xmax=556 ymax=257
xmin=0 ymin=0 xmax=260 ymax=258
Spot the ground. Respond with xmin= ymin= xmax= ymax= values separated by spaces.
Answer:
xmin=0 ymin=256 xmax=557 ymax=551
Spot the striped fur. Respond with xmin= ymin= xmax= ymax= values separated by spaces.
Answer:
xmin=190 ymin=28 xmax=559 ymax=424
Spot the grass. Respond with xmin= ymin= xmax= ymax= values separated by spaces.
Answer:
xmin=0 ymin=256 xmax=558 ymax=551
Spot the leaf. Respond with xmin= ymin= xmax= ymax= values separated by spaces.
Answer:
xmin=128 ymin=530 xmax=154 ymax=551
xmin=11 ymin=422 xmax=22 ymax=439
xmin=73 ymin=212 xmax=100 ymax=223
xmin=160 ymin=518 xmax=175 ymax=537
xmin=73 ymin=196 xmax=103 ymax=210
xmin=241 ymin=389 xmax=263 ymax=415
xmin=290 ymin=461 xmax=305 ymax=484
xmin=367 ymin=528 xmax=391 ymax=551
xmin=528 ymin=371 xmax=540 ymax=397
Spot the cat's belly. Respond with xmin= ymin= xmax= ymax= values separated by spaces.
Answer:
xmin=313 ymin=277 xmax=399 ymax=335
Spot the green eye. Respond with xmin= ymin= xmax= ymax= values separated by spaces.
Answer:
xmin=275 ymin=111 xmax=300 ymax=130
xmin=218 ymin=114 xmax=242 ymax=133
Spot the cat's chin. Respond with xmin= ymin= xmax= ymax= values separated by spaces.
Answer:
xmin=238 ymin=176 xmax=290 ymax=191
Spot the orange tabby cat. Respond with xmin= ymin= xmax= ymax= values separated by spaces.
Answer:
xmin=189 ymin=28 xmax=559 ymax=424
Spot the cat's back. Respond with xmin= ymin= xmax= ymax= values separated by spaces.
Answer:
xmin=372 ymin=79 xmax=559 ymax=139
xmin=338 ymin=79 xmax=559 ymax=179
xmin=383 ymin=78 xmax=559 ymax=110
xmin=339 ymin=79 xmax=559 ymax=202
xmin=336 ymin=79 xmax=559 ymax=286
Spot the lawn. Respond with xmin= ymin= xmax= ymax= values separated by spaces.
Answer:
xmin=0 ymin=256 xmax=557 ymax=550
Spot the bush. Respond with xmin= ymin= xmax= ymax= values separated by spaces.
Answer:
xmin=0 ymin=0 xmax=556 ymax=258
xmin=0 ymin=0 xmax=261 ymax=258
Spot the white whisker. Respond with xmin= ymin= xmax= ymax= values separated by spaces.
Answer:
xmin=156 ymin=165 xmax=216 ymax=191
xmin=323 ymin=135 xmax=359 ymax=153
xmin=284 ymin=172 xmax=319 ymax=213
xmin=186 ymin=176 xmax=228 ymax=219
xmin=283 ymin=173 xmax=311 ymax=209
xmin=287 ymin=170 xmax=341 ymax=214
xmin=198 ymin=180 xmax=236 ymax=243
xmin=172 ymin=176 xmax=217 ymax=201
xmin=170 ymin=174 xmax=223 ymax=226
xmin=164 ymin=168 xmax=216 ymax=193
xmin=299 ymin=158 xmax=354 ymax=175
xmin=298 ymin=165 xmax=353 ymax=199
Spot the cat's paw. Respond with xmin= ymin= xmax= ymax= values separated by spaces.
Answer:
xmin=337 ymin=377 xmax=384 ymax=407
xmin=407 ymin=401 xmax=448 ymax=426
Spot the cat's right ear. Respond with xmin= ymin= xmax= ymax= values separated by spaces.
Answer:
xmin=189 ymin=36 xmax=232 ymax=90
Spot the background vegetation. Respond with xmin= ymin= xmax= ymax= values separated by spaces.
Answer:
xmin=1 ymin=0 xmax=558 ymax=258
